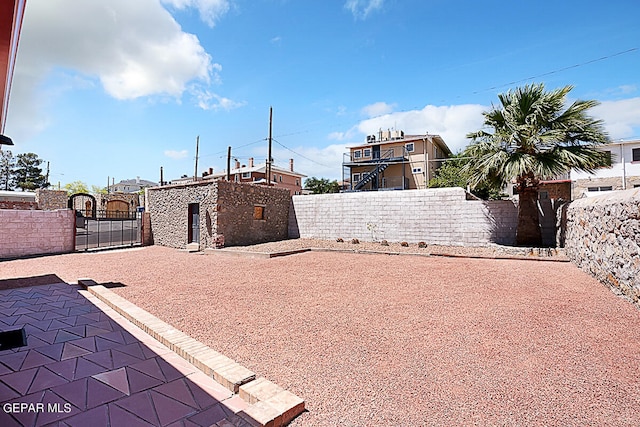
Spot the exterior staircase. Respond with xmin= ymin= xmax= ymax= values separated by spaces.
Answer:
xmin=354 ymin=163 xmax=390 ymax=190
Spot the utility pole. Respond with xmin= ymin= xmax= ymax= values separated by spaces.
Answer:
xmin=45 ymin=161 xmax=50 ymax=185
xmin=267 ymin=107 xmax=273 ymax=186
xmin=226 ymin=146 xmax=231 ymax=181
xmin=160 ymin=167 xmax=164 ymax=186
xmin=194 ymin=135 xmax=200 ymax=180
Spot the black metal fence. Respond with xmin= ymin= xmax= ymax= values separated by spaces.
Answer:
xmin=75 ymin=210 xmax=141 ymax=251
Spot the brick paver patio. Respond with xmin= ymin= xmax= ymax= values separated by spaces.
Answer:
xmin=0 ymin=281 xmax=251 ymax=426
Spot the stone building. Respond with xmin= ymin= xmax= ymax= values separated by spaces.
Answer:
xmin=146 ymin=180 xmax=290 ymax=249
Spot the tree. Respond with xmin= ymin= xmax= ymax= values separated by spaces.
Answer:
xmin=0 ymin=150 xmax=16 ymax=190
xmin=429 ymin=152 xmax=504 ymax=200
xmin=463 ymin=83 xmax=609 ymax=246
xmin=13 ymin=153 xmax=50 ymax=191
xmin=304 ymin=177 xmax=340 ymax=194
xmin=64 ymin=181 xmax=89 ymax=195
xmin=91 ymin=185 xmax=108 ymax=195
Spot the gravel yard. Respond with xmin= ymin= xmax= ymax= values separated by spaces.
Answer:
xmin=1 ymin=242 xmax=639 ymax=426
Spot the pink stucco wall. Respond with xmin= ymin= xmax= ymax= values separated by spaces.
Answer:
xmin=0 ymin=209 xmax=75 ymax=258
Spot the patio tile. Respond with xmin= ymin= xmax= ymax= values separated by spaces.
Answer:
xmin=0 ymin=351 xmax=28 ymax=371
xmin=0 ymin=366 xmax=38 ymax=395
xmin=150 ymin=389 xmax=199 ymax=426
xmin=3 ymin=390 xmax=45 ymax=427
xmin=34 ymin=342 xmax=65 ymax=361
xmin=187 ymin=404 xmax=227 ymax=426
xmin=46 ymin=358 xmax=77 ymax=381
xmin=74 ymin=357 xmax=106 ymax=379
xmin=96 ymin=330 xmax=126 ymax=344
xmin=61 ymin=343 xmax=93 ymax=361
xmin=53 ymin=330 xmax=82 ymax=344
xmin=129 ymin=357 xmax=167 ymax=382
xmin=153 ymin=379 xmax=199 ymax=409
xmin=86 ymin=377 xmax=127 ymax=409
xmin=28 ymin=366 xmax=69 ymax=394
xmin=62 ymin=404 xmax=109 ymax=427
xmin=127 ymin=366 xmax=164 ymax=393
xmin=21 ymin=350 xmax=56 ymax=370
xmin=30 ymin=330 xmax=59 ymax=345
xmin=36 ymin=389 xmax=82 ymax=425
xmin=85 ymin=326 xmax=113 ymax=338
xmin=112 ymin=349 xmax=144 ymax=369
xmin=114 ymin=342 xmax=147 ymax=360
xmin=109 ymin=402 xmax=156 ymax=427
xmin=24 ymin=320 xmax=53 ymax=334
xmin=82 ymin=350 xmax=114 ymax=370
xmin=113 ymin=390 xmax=160 ymax=426
xmin=93 ymin=367 xmax=130 ymax=396
xmin=25 ymin=335 xmax=51 ymax=350
xmin=0 ymin=378 xmax=20 ymax=400
xmin=50 ymin=377 xmax=88 ymax=410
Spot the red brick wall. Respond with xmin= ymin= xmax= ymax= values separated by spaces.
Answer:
xmin=0 ymin=201 xmax=38 ymax=209
xmin=0 ymin=209 xmax=75 ymax=259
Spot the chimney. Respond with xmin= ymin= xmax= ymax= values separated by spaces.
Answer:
xmin=136 ymin=176 xmax=140 ymax=184
xmin=249 ymin=157 xmax=254 ymax=167
xmin=289 ymin=158 xmax=294 ymax=172
xmin=235 ymin=159 xmax=240 ymax=169
xmin=208 ymin=167 xmax=213 ymax=175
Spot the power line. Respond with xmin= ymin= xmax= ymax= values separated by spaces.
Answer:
xmin=272 ymin=139 xmax=332 ymax=168
xmin=475 ymin=47 xmax=639 ymax=94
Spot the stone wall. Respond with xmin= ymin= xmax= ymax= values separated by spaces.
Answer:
xmin=0 ymin=201 xmax=37 ymax=210
xmin=147 ymin=180 xmax=290 ymax=249
xmin=563 ymin=188 xmax=640 ymax=305
xmin=216 ymin=180 xmax=290 ymax=246
xmin=35 ymin=189 xmax=68 ymax=210
xmin=289 ymin=188 xmax=518 ymax=246
xmin=0 ymin=209 xmax=75 ymax=259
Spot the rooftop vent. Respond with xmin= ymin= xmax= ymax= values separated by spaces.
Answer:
xmin=366 ymin=135 xmax=376 ymax=143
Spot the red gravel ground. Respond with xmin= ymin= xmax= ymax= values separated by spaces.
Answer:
xmin=2 ymin=245 xmax=640 ymax=426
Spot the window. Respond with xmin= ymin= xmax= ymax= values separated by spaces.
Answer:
xmin=633 ymin=148 xmax=640 ymax=162
xmin=253 ymin=205 xmax=265 ymax=220
xmin=601 ymin=150 xmax=612 ymax=167
xmin=295 ymin=179 xmax=299 ymax=186
xmin=353 ymin=150 xmax=362 ymax=160
xmin=363 ymin=148 xmax=371 ymax=157
xmin=242 ymin=172 xmax=251 ymax=179
xmin=352 ymin=173 xmax=361 ymax=183
xmin=588 ymin=186 xmax=613 ymax=192
xmin=412 ymin=167 xmax=422 ymax=174
xmin=405 ymin=143 xmax=415 ymax=153
xmin=279 ymin=175 xmax=282 ymax=182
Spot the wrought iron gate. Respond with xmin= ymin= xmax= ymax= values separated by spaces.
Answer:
xmin=75 ymin=209 xmax=141 ymax=251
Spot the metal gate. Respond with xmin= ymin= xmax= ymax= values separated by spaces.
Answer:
xmin=75 ymin=209 xmax=141 ymax=251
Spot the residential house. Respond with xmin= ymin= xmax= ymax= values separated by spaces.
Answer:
xmin=111 ymin=177 xmax=158 ymax=193
xmin=342 ymin=130 xmax=451 ymax=191
xmin=570 ymin=140 xmax=640 ymax=198
xmin=208 ymin=158 xmax=306 ymax=196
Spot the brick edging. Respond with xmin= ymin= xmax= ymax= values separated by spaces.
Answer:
xmin=77 ymin=279 xmax=305 ymax=426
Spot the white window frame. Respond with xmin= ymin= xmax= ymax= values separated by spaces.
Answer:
xmin=242 ymin=172 xmax=251 ymax=179
xmin=405 ymin=143 xmax=415 ymax=153
xmin=352 ymin=173 xmax=361 ymax=183
xmin=363 ymin=148 xmax=371 ymax=158
xmin=412 ymin=167 xmax=423 ymax=174
xmin=353 ymin=150 xmax=362 ymax=160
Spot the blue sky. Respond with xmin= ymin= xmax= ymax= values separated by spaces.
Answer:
xmin=5 ymin=0 xmax=640 ymax=188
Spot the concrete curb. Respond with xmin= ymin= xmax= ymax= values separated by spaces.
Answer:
xmin=78 ymin=278 xmax=305 ymax=427
xmin=206 ymin=246 xmax=570 ymax=263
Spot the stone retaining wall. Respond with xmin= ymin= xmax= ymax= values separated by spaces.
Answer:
xmin=35 ymin=189 xmax=68 ymax=210
xmin=0 ymin=209 xmax=75 ymax=259
xmin=147 ymin=180 xmax=290 ymax=249
xmin=563 ymin=188 xmax=640 ymax=305
xmin=289 ymin=188 xmax=518 ymax=246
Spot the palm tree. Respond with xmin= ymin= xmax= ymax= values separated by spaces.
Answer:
xmin=464 ymin=83 xmax=609 ymax=246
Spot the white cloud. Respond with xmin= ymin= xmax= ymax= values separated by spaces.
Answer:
xmin=592 ymin=97 xmax=640 ymax=140
xmin=344 ymin=0 xmax=384 ymax=19
xmin=193 ymin=89 xmax=246 ymax=111
xmin=161 ymin=0 xmax=231 ymax=27
xmin=164 ymin=149 xmax=189 ymax=159
xmin=361 ymin=101 xmax=395 ymax=118
xmin=352 ymin=104 xmax=487 ymax=153
xmin=8 ymin=0 xmax=242 ymax=137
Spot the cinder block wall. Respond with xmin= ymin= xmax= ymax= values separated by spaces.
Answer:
xmin=147 ymin=180 xmax=291 ymax=249
xmin=289 ymin=188 xmax=518 ymax=246
xmin=563 ymin=188 xmax=640 ymax=305
xmin=0 ymin=209 xmax=75 ymax=259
